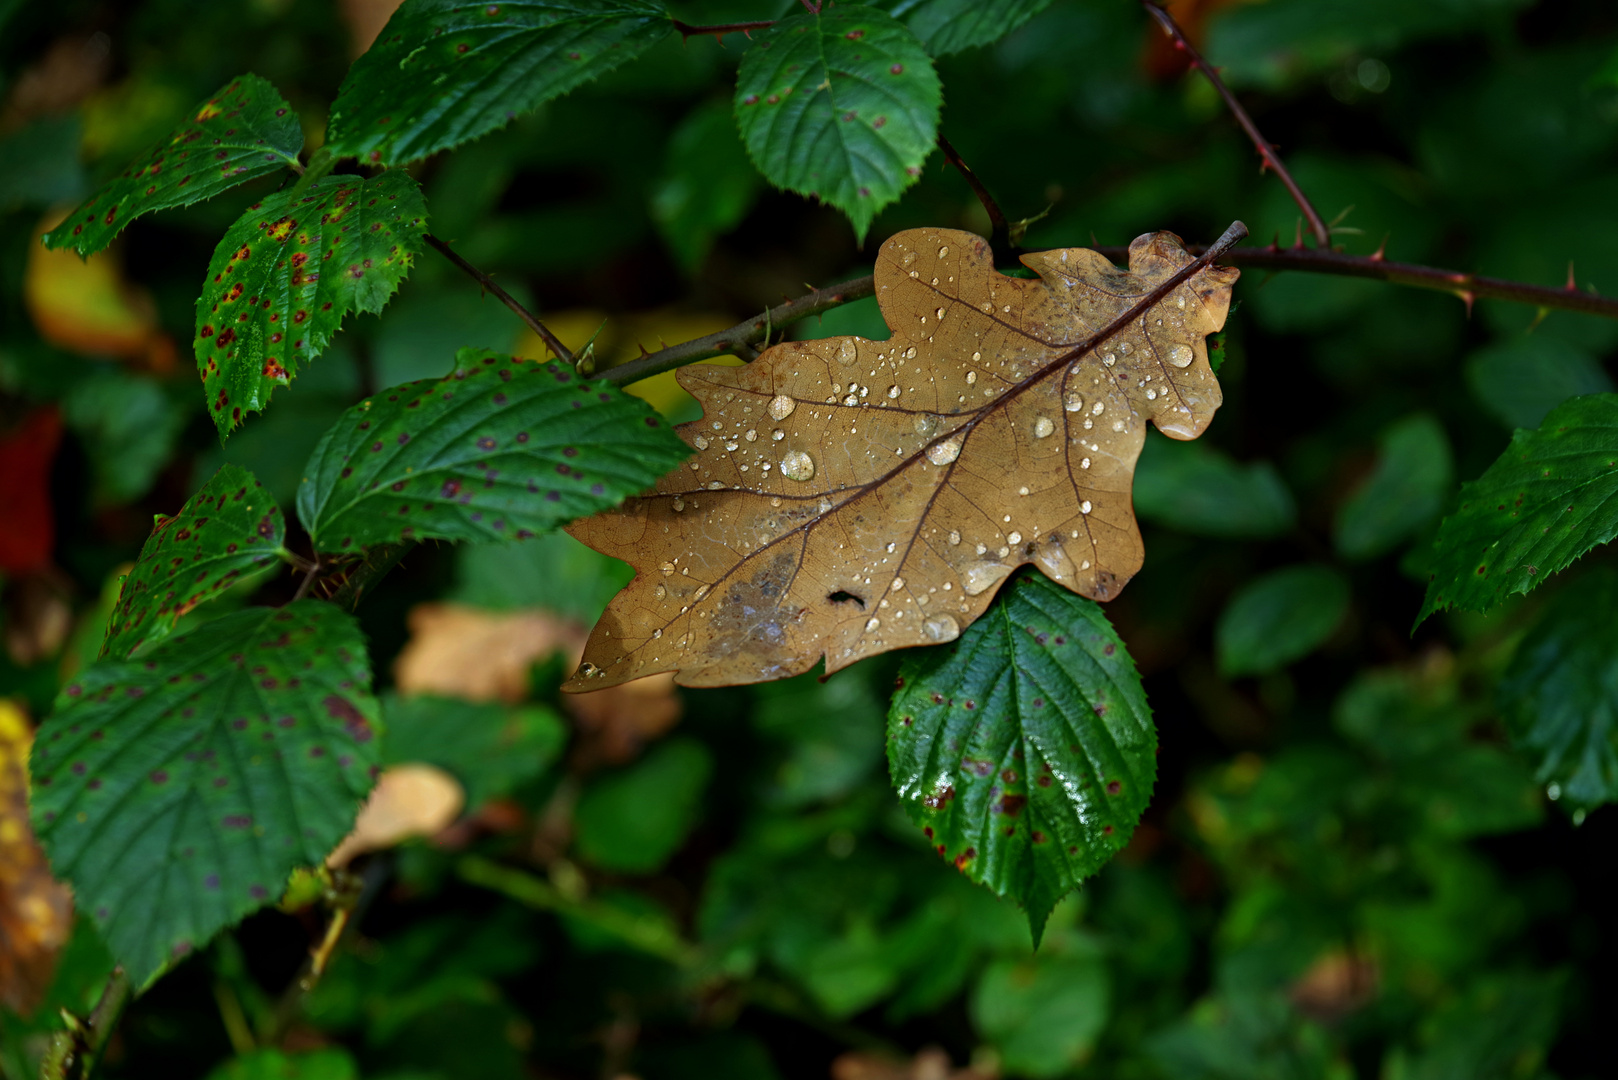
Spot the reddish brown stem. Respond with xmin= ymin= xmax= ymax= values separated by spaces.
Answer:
xmin=937 ymin=133 xmax=1011 ymax=252
xmin=1140 ymin=0 xmax=1331 ymax=249
xmin=670 ymin=18 xmax=775 ymax=41
xmin=425 ymin=234 xmax=573 ymax=364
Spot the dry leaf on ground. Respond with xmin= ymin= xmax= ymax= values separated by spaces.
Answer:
xmin=567 ymin=227 xmax=1238 ymax=690
xmin=0 ymin=700 xmax=73 ymax=1016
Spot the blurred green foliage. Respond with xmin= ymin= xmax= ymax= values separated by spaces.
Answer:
xmin=1 ymin=1 xmax=1615 ymax=1078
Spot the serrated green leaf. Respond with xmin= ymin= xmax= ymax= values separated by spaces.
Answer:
xmin=869 ymin=0 xmax=1054 ymax=56
xmin=382 ymin=693 xmax=566 ymax=809
xmin=735 ymin=5 xmax=941 ymax=242
xmin=1334 ymin=413 xmax=1452 ymax=561
xmin=30 ymin=602 xmax=380 ymax=985
xmin=296 ymin=348 xmax=688 ymax=554
xmin=325 ymin=0 xmax=672 ymax=167
xmin=1133 ymin=433 xmax=1296 ymax=538
xmin=196 ymin=171 xmax=428 ymax=440
xmin=1499 ymin=569 xmax=1618 ymax=812
xmin=887 ymin=571 xmax=1154 ymax=942
xmin=42 ymin=75 xmax=302 ymax=257
xmin=1418 ymin=393 xmax=1618 ymax=623
xmin=574 ymin=737 xmax=711 ymax=874
xmin=1216 ymin=564 xmax=1349 ymax=676
xmin=102 ymin=465 xmax=286 ymax=660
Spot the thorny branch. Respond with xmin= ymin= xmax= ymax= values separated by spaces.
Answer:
xmin=670 ymin=17 xmax=775 ymax=41
xmin=1141 ymin=0 xmax=1332 ymax=249
xmin=938 ymin=133 xmax=1012 ymax=252
xmin=425 ymin=234 xmax=574 ymax=365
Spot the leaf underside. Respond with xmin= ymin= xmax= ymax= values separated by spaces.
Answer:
xmin=734 ymin=5 xmax=942 ymax=242
xmin=30 ymin=602 xmax=380 ymax=985
xmin=888 ymin=570 xmax=1155 ymax=941
xmin=1418 ymin=392 xmax=1618 ymax=623
xmin=102 ymin=464 xmax=286 ymax=660
xmin=42 ymin=74 xmax=302 ymax=257
xmin=196 ymin=172 xmax=428 ymax=439
xmin=325 ymin=0 xmax=672 ymax=167
xmin=296 ymin=349 xmax=690 ymax=554
xmin=566 ymin=227 xmax=1237 ymax=691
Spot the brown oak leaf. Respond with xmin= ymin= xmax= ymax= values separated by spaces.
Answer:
xmin=566 ymin=225 xmax=1241 ymax=690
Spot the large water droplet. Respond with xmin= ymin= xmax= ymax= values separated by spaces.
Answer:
xmin=922 ymin=614 xmax=960 ymax=642
xmin=887 ymin=385 xmax=900 ymax=399
xmin=768 ymin=394 xmax=796 ymax=420
xmin=1033 ymin=416 xmax=1055 ymax=438
xmin=914 ymin=414 xmax=940 ymax=438
xmin=836 ymin=339 xmax=857 ymax=365
xmin=693 ymin=435 xmax=709 ymax=450
xmin=578 ymin=662 xmax=600 ymax=678
xmin=948 ymin=530 xmax=961 ymax=546
xmin=1064 ymin=390 xmax=1084 ymax=413
xmin=1169 ymin=344 xmax=1194 ymax=367
xmin=864 ymin=616 xmax=881 ymax=632
xmin=965 ymin=371 xmax=977 ymax=385
xmin=653 ymin=584 xmax=667 ymax=600
xmin=961 ymin=561 xmax=1011 ymax=596
xmin=781 ymin=450 xmax=815 ymax=481
xmin=659 ymin=562 xmax=675 ymax=576
xmin=926 ymin=436 xmax=962 ymax=465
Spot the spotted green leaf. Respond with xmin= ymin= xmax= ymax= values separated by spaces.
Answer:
xmin=1418 ymin=393 xmax=1618 ymax=623
xmin=102 ymin=465 xmax=287 ymax=660
xmin=735 ymin=4 xmax=941 ymax=242
xmin=296 ymin=349 xmax=688 ymax=554
xmin=197 ymin=172 xmax=427 ymax=439
xmin=42 ymin=75 xmax=302 ymax=257
xmin=1499 ymin=568 xmax=1618 ymax=813
xmin=869 ymin=0 xmax=1054 ymax=56
xmin=30 ymin=602 xmax=380 ymax=986
xmin=887 ymin=571 xmax=1154 ymax=942
xmin=325 ymin=0 xmax=673 ymax=167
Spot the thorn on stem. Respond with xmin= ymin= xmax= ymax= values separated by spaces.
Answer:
xmin=1371 ymin=235 xmax=1389 ymax=262
xmin=1566 ymin=262 xmax=1578 ymax=291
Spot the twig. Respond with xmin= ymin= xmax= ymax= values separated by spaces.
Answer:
xmin=600 ymin=275 xmax=876 ymax=387
xmin=323 ymin=543 xmax=412 ymax=613
xmin=1141 ymin=0 xmax=1331 ymax=249
xmin=424 ymin=234 xmax=574 ymax=364
xmin=670 ymin=17 xmax=775 ymax=41
xmin=290 ymin=558 xmax=320 ymax=603
xmin=937 ymin=133 xmax=1011 ymax=253
xmin=39 ymin=969 xmax=131 ymax=1080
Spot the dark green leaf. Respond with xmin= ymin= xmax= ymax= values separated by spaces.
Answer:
xmin=61 ymin=367 xmax=189 ymax=504
xmin=734 ymin=4 xmax=941 ymax=242
xmin=204 ymin=1048 xmax=359 ymax=1080
xmin=325 ymin=0 xmax=673 ymax=167
xmin=102 ymin=465 xmax=286 ymax=660
xmin=296 ymin=349 xmax=688 ymax=554
xmin=970 ymin=948 xmax=1110 ymax=1078
xmin=887 ymin=571 xmax=1155 ymax=941
xmin=1466 ymin=333 xmax=1613 ymax=431
xmin=196 ymin=171 xmax=428 ymax=439
xmin=41 ymin=75 xmax=302 ymax=257
xmin=1133 ymin=434 xmax=1296 ymax=539
xmin=870 ymin=0 xmax=1054 ymax=56
xmin=31 ymin=602 xmax=379 ymax=985
xmin=573 ymin=737 xmax=710 ymax=874
xmin=1334 ymin=413 xmax=1452 ymax=560
xmin=1216 ymin=564 xmax=1348 ymax=676
xmin=452 ymin=532 xmax=633 ymax=623
xmin=382 ymin=693 xmax=566 ymax=809
xmin=1418 ymin=393 xmax=1618 ymax=623
xmin=651 ymin=99 xmax=761 ymax=272
xmin=1499 ymin=569 xmax=1618 ymax=812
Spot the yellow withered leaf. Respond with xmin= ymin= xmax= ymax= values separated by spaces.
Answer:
xmin=566 ymin=226 xmax=1241 ymax=690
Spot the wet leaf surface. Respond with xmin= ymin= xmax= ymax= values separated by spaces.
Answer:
xmin=735 ymin=5 xmax=941 ymax=241
xmin=887 ymin=571 xmax=1155 ymax=939
xmin=197 ymin=172 xmax=428 ymax=439
xmin=325 ymin=0 xmax=672 ymax=167
xmin=297 ymin=349 xmax=688 ymax=554
xmin=30 ymin=602 xmax=379 ymax=985
xmin=101 ymin=464 xmax=286 ymax=660
xmin=1418 ymin=392 xmax=1618 ymax=622
xmin=567 ymin=227 xmax=1237 ymax=690
xmin=41 ymin=75 xmax=302 ymax=257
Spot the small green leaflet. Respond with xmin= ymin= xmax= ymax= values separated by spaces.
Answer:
xmin=870 ymin=0 xmax=1054 ymax=56
xmin=1334 ymin=413 xmax=1452 ymax=561
xmin=574 ymin=738 xmax=713 ymax=874
xmin=1499 ymin=569 xmax=1618 ymax=812
xmin=1217 ymin=564 xmax=1349 ymax=677
xmin=887 ymin=571 xmax=1154 ymax=943
xmin=735 ymin=5 xmax=941 ymax=242
xmin=42 ymin=75 xmax=302 ymax=257
xmin=102 ymin=465 xmax=287 ymax=660
xmin=325 ymin=0 xmax=673 ymax=167
xmin=1418 ymin=393 xmax=1618 ymax=624
xmin=297 ymin=349 xmax=688 ymax=553
xmin=197 ymin=172 xmax=428 ymax=439
xmin=30 ymin=602 xmax=380 ymax=986
xmin=1132 ymin=435 xmax=1296 ymax=539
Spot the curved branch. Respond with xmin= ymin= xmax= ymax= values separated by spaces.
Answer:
xmin=425 ymin=235 xmax=574 ymax=364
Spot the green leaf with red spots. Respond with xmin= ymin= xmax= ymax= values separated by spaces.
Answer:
xmin=29 ymin=601 xmax=380 ymax=987
xmin=41 ymin=74 xmax=302 ymax=258
xmin=324 ymin=0 xmax=673 ymax=167
xmin=197 ymin=171 xmax=428 ymax=440
xmin=886 ymin=570 xmax=1154 ymax=943
xmin=102 ymin=465 xmax=288 ymax=661
xmin=734 ymin=5 xmax=941 ymax=243
xmin=1418 ymin=392 xmax=1618 ymax=625
xmin=296 ymin=348 xmax=688 ymax=554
